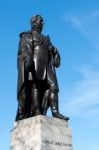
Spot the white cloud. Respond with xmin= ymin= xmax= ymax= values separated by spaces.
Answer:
xmin=60 ymin=65 xmax=99 ymax=118
xmin=62 ymin=11 xmax=99 ymax=49
xmin=91 ymin=10 xmax=99 ymax=18
xmin=63 ymin=14 xmax=89 ymax=36
xmin=60 ymin=11 xmax=99 ymax=123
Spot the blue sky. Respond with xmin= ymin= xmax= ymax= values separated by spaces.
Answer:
xmin=0 ymin=0 xmax=99 ymax=149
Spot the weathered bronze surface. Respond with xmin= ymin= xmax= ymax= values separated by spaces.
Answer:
xmin=15 ymin=15 xmax=69 ymax=121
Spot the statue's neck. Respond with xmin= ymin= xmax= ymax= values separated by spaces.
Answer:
xmin=31 ymin=28 xmax=42 ymax=34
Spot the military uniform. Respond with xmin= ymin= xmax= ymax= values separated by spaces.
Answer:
xmin=16 ymin=30 xmax=60 ymax=120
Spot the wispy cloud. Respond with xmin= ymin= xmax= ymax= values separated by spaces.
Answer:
xmin=62 ymin=10 xmax=99 ymax=49
xmin=91 ymin=10 xmax=99 ymax=18
xmin=60 ymin=11 xmax=99 ymax=125
xmin=60 ymin=65 xmax=99 ymax=118
xmin=63 ymin=14 xmax=89 ymax=36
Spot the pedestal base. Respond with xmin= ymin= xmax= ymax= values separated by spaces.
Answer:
xmin=11 ymin=115 xmax=73 ymax=150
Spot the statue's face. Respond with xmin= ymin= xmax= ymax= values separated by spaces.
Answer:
xmin=36 ymin=16 xmax=44 ymax=32
xmin=31 ymin=15 xmax=44 ymax=32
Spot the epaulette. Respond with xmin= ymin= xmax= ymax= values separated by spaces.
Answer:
xmin=46 ymin=35 xmax=50 ymax=40
xmin=46 ymin=35 xmax=51 ymax=42
xmin=19 ymin=31 xmax=31 ymax=38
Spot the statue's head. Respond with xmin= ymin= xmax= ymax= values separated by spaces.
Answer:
xmin=30 ymin=15 xmax=44 ymax=32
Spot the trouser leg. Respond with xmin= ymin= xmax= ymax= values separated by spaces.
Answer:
xmin=30 ymin=87 xmax=41 ymax=117
xmin=42 ymin=89 xmax=50 ymax=115
xmin=15 ymin=87 xmax=27 ymax=121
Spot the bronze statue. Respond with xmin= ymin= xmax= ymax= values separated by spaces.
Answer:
xmin=15 ymin=15 xmax=69 ymax=121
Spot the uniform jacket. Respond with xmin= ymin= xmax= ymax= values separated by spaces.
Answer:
xmin=17 ymin=30 xmax=60 ymax=103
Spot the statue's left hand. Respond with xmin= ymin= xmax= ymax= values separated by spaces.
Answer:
xmin=53 ymin=51 xmax=60 ymax=67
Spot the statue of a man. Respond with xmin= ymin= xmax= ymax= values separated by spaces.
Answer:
xmin=16 ymin=15 xmax=69 ymax=121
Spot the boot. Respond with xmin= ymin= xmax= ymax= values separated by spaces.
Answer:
xmin=50 ymin=92 xmax=69 ymax=121
xmin=52 ymin=109 xmax=69 ymax=121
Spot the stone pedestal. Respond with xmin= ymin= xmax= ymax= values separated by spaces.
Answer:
xmin=11 ymin=115 xmax=73 ymax=150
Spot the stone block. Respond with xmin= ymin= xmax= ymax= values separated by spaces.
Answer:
xmin=11 ymin=115 xmax=73 ymax=150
